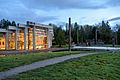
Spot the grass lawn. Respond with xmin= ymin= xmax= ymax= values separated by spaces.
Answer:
xmin=5 ymin=52 xmax=120 ymax=80
xmin=0 ymin=51 xmax=90 ymax=72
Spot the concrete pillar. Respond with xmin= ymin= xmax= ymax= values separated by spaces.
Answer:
xmin=24 ymin=28 xmax=27 ymax=50
xmin=33 ymin=25 xmax=36 ymax=50
xmin=5 ymin=31 xmax=9 ymax=50
xmin=15 ymin=30 xmax=18 ymax=50
xmin=47 ymin=29 xmax=51 ymax=48
xmin=47 ymin=29 xmax=53 ymax=48
xmin=47 ymin=29 xmax=50 ymax=48
xmin=28 ymin=28 xmax=30 ymax=50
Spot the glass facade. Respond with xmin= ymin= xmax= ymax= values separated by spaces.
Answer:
xmin=8 ymin=32 xmax=15 ymax=49
xmin=17 ymin=30 xmax=24 ymax=50
xmin=27 ymin=28 xmax=33 ymax=50
xmin=36 ymin=28 xmax=48 ymax=49
xmin=0 ymin=33 xmax=5 ymax=50
xmin=0 ymin=23 xmax=53 ymax=50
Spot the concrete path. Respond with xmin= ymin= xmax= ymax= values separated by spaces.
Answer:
xmin=73 ymin=46 xmax=120 ymax=51
xmin=0 ymin=52 xmax=99 ymax=79
xmin=1 ymin=46 xmax=119 ymax=56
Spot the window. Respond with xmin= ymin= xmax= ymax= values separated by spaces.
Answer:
xmin=3 ymin=42 xmax=4 ymax=45
xmin=44 ymin=37 xmax=47 ymax=40
xmin=40 ymin=37 xmax=43 ymax=40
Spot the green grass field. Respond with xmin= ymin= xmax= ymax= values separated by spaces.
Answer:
xmin=6 ymin=52 xmax=120 ymax=80
xmin=0 ymin=51 xmax=88 ymax=72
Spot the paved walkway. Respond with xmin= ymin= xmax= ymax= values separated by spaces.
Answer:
xmin=73 ymin=46 xmax=120 ymax=51
xmin=0 ymin=52 xmax=99 ymax=79
xmin=1 ymin=46 xmax=119 ymax=56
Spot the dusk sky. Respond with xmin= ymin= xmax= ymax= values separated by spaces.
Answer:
xmin=0 ymin=0 xmax=120 ymax=26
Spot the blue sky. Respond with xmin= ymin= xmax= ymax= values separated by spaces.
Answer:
xmin=0 ymin=0 xmax=120 ymax=26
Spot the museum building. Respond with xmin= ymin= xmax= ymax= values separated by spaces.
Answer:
xmin=0 ymin=21 xmax=53 ymax=50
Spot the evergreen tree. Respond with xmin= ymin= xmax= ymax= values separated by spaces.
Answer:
xmin=73 ymin=22 xmax=79 ymax=44
xmin=55 ymin=26 xmax=65 ymax=47
xmin=79 ymin=26 xmax=85 ymax=43
xmin=117 ymin=27 xmax=120 ymax=45
xmin=52 ymin=24 xmax=65 ymax=47
xmin=11 ymin=21 xmax=16 ymax=26
xmin=99 ymin=21 xmax=112 ymax=44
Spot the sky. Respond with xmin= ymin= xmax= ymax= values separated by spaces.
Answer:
xmin=0 ymin=0 xmax=120 ymax=26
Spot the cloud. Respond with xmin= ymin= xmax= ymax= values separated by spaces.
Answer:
xmin=29 ymin=16 xmax=58 ymax=23
xmin=108 ymin=17 xmax=120 ymax=21
xmin=19 ymin=0 xmax=120 ymax=10
xmin=20 ymin=0 xmax=107 ymax=10
xmin=0 ymin=0 xmax=58 ymax=23
xmin=9 ymin=15 xmax=58 ymax=24
xmin=106 ymin=0 xmax=120 ymax=7
xmin=0 ymin=0 xmax=120 ymax=25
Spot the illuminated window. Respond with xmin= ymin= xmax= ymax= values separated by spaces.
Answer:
xmin=40 ymin=37 xmax=43 ymax=40
xmin=44 ymin=37 xmax=47 ymax=40
xmin=3 ymin=42 xmax=4 ymax=45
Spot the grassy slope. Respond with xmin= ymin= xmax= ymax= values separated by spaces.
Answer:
xmin=6 ymin=52 xmax=120 ymax=80
xmin=0 ymin=51 xmax=88 ymax=72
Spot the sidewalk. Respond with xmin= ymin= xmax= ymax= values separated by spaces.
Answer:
xmin=73 ymin=46 xmax=120 ymax=51
xmin=0 ymin=52 xmax=99 ymax=79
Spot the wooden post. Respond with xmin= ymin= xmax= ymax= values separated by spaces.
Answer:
xmin=69 ymin=17 xmax=71 ymax=51
xmin=95 ymin=29 xmax=97 ymax=44
xmin=77 ymin=28 xmax=79 ymax=45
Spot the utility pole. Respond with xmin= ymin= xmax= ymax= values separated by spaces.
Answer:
xmin=69 ymin=17 xmax=71 ymax=51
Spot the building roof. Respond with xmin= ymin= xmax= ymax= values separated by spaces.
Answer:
xmin=0 ymin=21 xmax=53 ymax=32
xmin=0 ymin=28 xmax=8 ymax=32
xmin=26 ymin=21 xmax=53 ymax=29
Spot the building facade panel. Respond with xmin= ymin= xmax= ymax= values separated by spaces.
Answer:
xmin=0 ymin=33 xmax=5 ymax=49
xmin=8 ymin=32 xmax=15 ymax=49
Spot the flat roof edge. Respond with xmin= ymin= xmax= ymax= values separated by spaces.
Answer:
xmin=0 ymin=28 xmax=7 ymax=32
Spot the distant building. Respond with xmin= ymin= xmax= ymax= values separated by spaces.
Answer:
xmin=0 ymin=21 xmax=53 ymax=50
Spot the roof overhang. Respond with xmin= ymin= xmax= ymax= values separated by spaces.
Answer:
xmin=0 ymin=28 xmax=8 ymax=32
xmin=18 ymin=24 xmax=28 ymax=28
xmin=27 ymin=21 xmax=53 ymax=29
xmin=8 ymin=26 xmax=16 ymax=30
